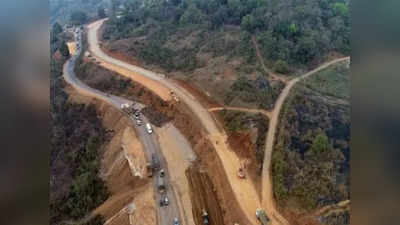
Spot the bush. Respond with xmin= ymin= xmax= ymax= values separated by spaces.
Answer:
xmin=273 ymin=60 xmax=290 ymax=74
xmin=70 ymin=10 xmax=88 ymax=25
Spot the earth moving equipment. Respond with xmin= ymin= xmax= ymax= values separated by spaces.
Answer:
xmin=237 ymin=161 xmax=246 ymax=179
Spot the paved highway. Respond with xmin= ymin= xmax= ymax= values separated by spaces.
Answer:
xmin=63 ymin=28 xmax=183 ymax=225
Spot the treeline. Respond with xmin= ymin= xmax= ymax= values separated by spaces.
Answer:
xmin=103 ymin=0 xmax=349 ymax=69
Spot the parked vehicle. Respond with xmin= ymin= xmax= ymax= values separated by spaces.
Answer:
xmin=152 ymin=154 xmax=160 ymax=171
xmin=134 ymin=111 xmax=140 ymax=119
xmin=202 ymin=210 xmax=209 ymax=225
xmin=173 ymin=218 xmax=179 ymax=225
xmin=136 ymin=119 xmax=142 ymax=126
xmin=160 ymin=196 xmax=169 ymax=206
xmin=146 ymin=163 xmax=153 ymax=177
xmin=146 ymin=123 xmax=153 ymax=134
xmin=158 ymin=176 xmax=166 ymax=193
xmin=160 ymin=169 xmax=165 ymax=177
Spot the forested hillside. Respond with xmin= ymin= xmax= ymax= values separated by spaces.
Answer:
xmin=101 ymin=0 xmax=349 ymax=109
xmin=50 ymin=0 xmax=108 ymax=25
xmin=103 ymin=0 xmax=349 ymax=69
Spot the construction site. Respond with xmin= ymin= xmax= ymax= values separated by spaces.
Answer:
xmin=50 ymin=5 xmax=350 ymax=224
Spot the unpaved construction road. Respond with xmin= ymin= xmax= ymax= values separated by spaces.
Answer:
xmin=208 ymin=106 xmax=271 ymax=118
xmin=64 ymin=30 xmax=183 ymax=225
xmin=261 ymin=57 xmax=350 ymax=225
xmin=88 ymin=19 xmax=261 ymax=225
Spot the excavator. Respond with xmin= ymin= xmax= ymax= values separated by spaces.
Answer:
xmin=237 ymin=161 xmax=247 ymax=179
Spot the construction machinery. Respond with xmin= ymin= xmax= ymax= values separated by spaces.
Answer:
xmin=237 ymin=161 xmax=246 ymax=179
xmin=256 ymin=209 xmax=270 ymax=225
xmin=170 ymin=90 xmax=179 ymax=103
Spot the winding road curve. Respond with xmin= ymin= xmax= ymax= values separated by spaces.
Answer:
xmin=63 ymin=29 xmax=183 ymax=225
xmin=86 ymin=18 xmax=350 ymax=225
xmin=260 ymin=56 xmax=350 ymax=225
xmin=88 ymin=19 xmax=260 ymax=225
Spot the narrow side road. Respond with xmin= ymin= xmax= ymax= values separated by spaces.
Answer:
xmin=261 ymin=56 xmax=350 ymax=225
xmin=208 ymin=106 xmax=271 ymax=118
xmin=252 ymin=36 xmax=289 ymax=84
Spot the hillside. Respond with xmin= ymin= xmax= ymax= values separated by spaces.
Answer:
xmin=101 ymin=0 xmax=349 ymax=110
xmin=272 ymin=61 xmax=350 ymax=224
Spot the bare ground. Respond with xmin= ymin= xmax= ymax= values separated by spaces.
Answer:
xmin=66 ymin=87 xmax=156 ymax=225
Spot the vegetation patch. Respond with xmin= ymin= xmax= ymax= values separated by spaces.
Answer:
xmin=272 ymin=64 xmax=350 ymax=215
xmin=50 ymin=26 xmax=108 ymax=225
xmin=225 ymin=76 xmax=284 ymax=110
xmin=218 ymin=110 xmax=268 ymax=167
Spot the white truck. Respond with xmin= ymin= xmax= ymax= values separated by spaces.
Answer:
xmin=146 ymin=123 xmax=153 ymax=134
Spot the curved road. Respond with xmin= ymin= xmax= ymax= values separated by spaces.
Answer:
xmin=88 ymin=19 xmax=260 ymax=225
xmin=63 ymin=29 xmax=183 ymax=225
xmin=261 ymin=56 xmax=350 ymax=225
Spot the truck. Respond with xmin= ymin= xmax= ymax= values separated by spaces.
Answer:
xmin=256 ymin=209 xmax=270 ymax=225
xmin=146 ymin=163 xmax=153 ymax=177
xmin=152 ymin=154 xmax=160 ymax=171
xmin=158 ymin=176 xmax=166 ymax=193
xmin=146 ymin=123 xmax=153 ymax=134
xmin=202 ymin=210 xmax=209 ymax=225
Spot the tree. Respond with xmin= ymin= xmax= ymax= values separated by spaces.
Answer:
xmin=241 ymin=14 xmax=256 ymax=32
xmin=98 ymin=7 xmax=106 ymax=18
xmin=309 ymin=133 xmax=330 ymax=154
xmin=52 ymin=22 xmax=63 ymax=35
xmin=332 ymin=2 xmax=348 ymax=17
xmin=70 ymin=10 xmax=88 ymax=25
xmin=59 ymin=40 xmax=70 ymax=58
xmin=179 ymin=4 xmax=205 ymax=25
xmin=273 ymin=60 xmax=290 ymax=74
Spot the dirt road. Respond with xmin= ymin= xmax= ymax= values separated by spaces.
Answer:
xmin=88 ymin=19 xmax=261 ymax=225
xmin=64 ymin=29 xmax=184 ymax=225
xmin=252 ymin=36 xmax=289 ymax=84
xmin=208 ymin=106 xmax=271 ymax=118
xmin=261 ymin=57 xmax=350 ymax=224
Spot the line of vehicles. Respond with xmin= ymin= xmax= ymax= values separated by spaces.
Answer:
xmin=121 ymin=103 xmax=270 ymax=225
xmin=121 ymin=103 xmax=153 ymax=134
xmin=121 ymin=103 xmax=179 ymax=224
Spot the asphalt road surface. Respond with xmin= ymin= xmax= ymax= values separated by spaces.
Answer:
xmin=63 ymin=29 xmax=183 ymax=225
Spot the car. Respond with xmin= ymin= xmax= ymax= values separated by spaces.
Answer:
xmin=173 ymin=218 xmax=179 ymax=225
xmin=146 ymin=123 xmax=153 ymax=134
xmin=136 ymin=119 xmax=142 ymax=126
xmin=160 ymin=169 xmax=165 ymax=177
xmin=160 ymin=196 xmax=169 ymax=206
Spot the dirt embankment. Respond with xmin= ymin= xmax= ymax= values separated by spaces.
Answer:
xmin=66 ymin=88 xmax=156 ymax=225
xmin=72 ymin=59 xmax=249 ymax=225
xmin=186 ymin=166 xmax=224 ymax=225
